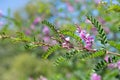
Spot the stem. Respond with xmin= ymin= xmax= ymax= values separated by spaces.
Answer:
xmin=107 ymin=51 xmax=120 ymax=56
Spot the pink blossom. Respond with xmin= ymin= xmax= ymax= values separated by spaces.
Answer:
xmin=104 ymin=55 xmax=109 ymax=62
xmin=25 ymin=29 xmax=31 ymax=35
xmin=0 ymin=10 xmax=2 ymax=17
xmin=43 ymin=36 xmax=50 ymax=43
xmin=62 ymin=37 xmax=72 ymax=49
xmin=33 ymin=17 xmax=41 ymax=25
xmin=94 ymin=0 xmax=101 ymax=4
xmin=104 ymin=55 xmax=117 ymax=69
xmin=103 ymin=27 xmax=110 ymax=34
xmin=68 ymin=5 xmax=74 ymax=12
xmin=42 ymin=26 xmax=50 ymax=35
xmin=62 ymin=42 xmax=68 ymax=48
xmin=76 ymin=27 xmax=94 ymax=50
xmin=85 ymin=41 xmax=93 ymax=49
xmin=0 ymin=22 xmax=3 ymax=26
xmin=65 ymin=37 xmax=70 ymax=41
xmin=66 ymin=2 xmax=74 ymax=12
xmin=79 ymin=30 xmax=87 ymax=40
xmin=75 ymin=0 xmax=79 ymax=3
xmin=91 ymin=73 xmax=101 ymax=80
xmin=42 ymin=36 xmax=50 ymax=51
xmin=117 ymin=61 xmax=120 ymax=70
xmin=85 ymin=19 xmax=91 ymax=24
xmin=51 ymin=40 xmax=57 ymax=45
xmin=98 ymin=17 xmax=106 ymax=24
xmin=108 ymin=63 xmax=117 ymax=69
xmin=37 ymin=76 xmax=47 ymax=80
xmin=30 ymin=24 xmax=35 ymax=30
xmin=28 ymin=77 xmax=34 ymax=80
xmin=91 ymin=27 xmax=97 ymax=35
xmin=42 ymin=46 xmax=48 ymax=51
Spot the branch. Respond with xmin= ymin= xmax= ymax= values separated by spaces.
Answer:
xmin=107 ymin=51 xmax=120 ymax=57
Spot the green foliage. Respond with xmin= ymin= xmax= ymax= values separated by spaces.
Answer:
xmin=0 ymin=32 xmax=9 ymax=39
xmin=79 ymin=50 xmax=106 ymax=60
xmin=54 ymin=49 xmax=80 ymax=66
xmin=94 ymin=56 xmax=118 ymax=72
xmin=107 ymin=5 xmax=120 ymax=12
xmin=42 ymin=44 xmax=61 ymax=59
xmin=108 ymin=41 xmax=120 ymax=50
xmin=54 ymin=56 xmax=66 ymax=66
xmin=41 ymin=20 xmax=62 ymax=43
xmin=60 ymin=30 xmax=81 ymax=42
xmin=59 ymin=24 xmax=76 ymax=32
xmin=87 ymin=15 xmax=107 ymax=45
xmin=41 ymin=20 xmax=58 ymax=35
xmin=1 ymin=54 xmax=55 ymax=80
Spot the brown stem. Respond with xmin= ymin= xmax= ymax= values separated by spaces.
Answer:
xmin=107 ymin=51 xmax=120 ymax=57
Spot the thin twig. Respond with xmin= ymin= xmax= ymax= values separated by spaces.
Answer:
xmin=107 ymin=51 xmax=120 ymax=57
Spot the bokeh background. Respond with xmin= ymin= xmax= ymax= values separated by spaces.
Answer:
xmin=0 ymin=0 xmax=120 ymax=80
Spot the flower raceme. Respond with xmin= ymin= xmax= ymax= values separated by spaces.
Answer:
xmin=76 ymin=26 xmax=94 ymax=50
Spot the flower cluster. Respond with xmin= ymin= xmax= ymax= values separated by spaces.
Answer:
xmin=76 ymin=26 xmax=94 ymax=50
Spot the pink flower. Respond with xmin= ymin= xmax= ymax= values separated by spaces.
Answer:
xmin=62 ymin=42 xmax=68 ymax=48
xmin=37 ymin=76 xmax=47 ymax=80
xmin=76 ymin=27 xmax=94 ymax=50
xmin=0 ymin=22 xmax=3 ymax=26
xmin=91 ymin=27 xmax=97 ymax=35
xmin=28 ymin=77 xmax=34 ymax=80
xmin=98 ymin=17 xmax=106 ymax=24
xmin=103 ymin=27 xmax=110 ymax=34
xmin=94 ymin=0 xmax=101 ymax=4
xmin=51 ymin=40 xmax=57 ymax=45
xmin=0 ymin=10 xmax=2 ymax=17
xmin=85 ymin=19 xmax=91 ymax=24
xmin=42 ymin=36 xmax=50 ymax=51
xmin=117 ymin=61 xmax=120 ymax=70
xmin=30 ymin=24 xmax=35 ymax=30
xmin=85 ymin=41 xmax=93 ymax=49
xmin=91 ymin=73 xmax=101 ymax=80
xmin=104 ymin=55 xmax=117 ymax=69
xmin=108 ymin=63 xmax=117 ymax=69
xmin=104 ymin=55 xmax=109 ymax=62
xmin=75 ymin=0 xmax=79 ymax=3
xmin=42 ymin=26 xmax=50 ymax=35
xmin=43 ymin=36 xmax=50 ymax=43
xmin=62 ymin=37 xmax=71 ymax=49
xmin=79 ymin=30 xmax=87 ymax=40
xmin=33 ymin=17 xmax=41 ymax=25
xmin=65 ymin=37 xmax=70 ymax=41
xmin=66 ymin=2 xmax=74 ymax=12
xmin=25 ymin=29 xmax=31 ymax=35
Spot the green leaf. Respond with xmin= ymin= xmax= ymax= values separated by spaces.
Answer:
xmin=54 ymin=49 xmax=81 ymax=66
xmin=87 ymin=15 xmax=107 ymax=45
xmin=41 ymin=20 xmax=58 ymax=35
xmin=94 ymin=56 xmax=118 ymax=72
xmin=41 ymin=20 xmax=62 ymax=43
xmin=109 ymin=41 xmax=120 ymax=50
xmin=107 ymin=5 xmax=120 ymax=12
xmin=79 ymin=50 xmax=106 ymax=60
xmin=42 ymin=45 xmax=61 ymax=59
